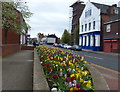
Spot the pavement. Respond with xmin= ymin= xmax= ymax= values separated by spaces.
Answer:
xmin=2 ymin=50 xmax=34 ymax=91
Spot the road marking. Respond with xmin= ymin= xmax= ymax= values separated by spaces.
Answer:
xmin=90 ymin=63 xmax=120 ymax=74
xmin=94 ymin=57 xmax=103 ymax=60
xmin=84 ymin=55 xmax=103 ymax=60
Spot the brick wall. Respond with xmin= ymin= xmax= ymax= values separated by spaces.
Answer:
xmin=2 ymin=30 xmax=20 ymax=44
xmin=2 ymin=44 xmax=20 ymax=57
xmin=21 ymin=45 xmax=34 ymax=50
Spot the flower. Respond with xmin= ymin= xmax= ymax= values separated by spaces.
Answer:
xmin=76 ymin=68 xmax=79 ymax=71
xmin=81 ymin=67 xmax=84 ymax=70
xmin=67 ymin=71 xmax=71 ymax=76
xmin=76 ymin=83 xmax=81 ymax=88
xmin=73 ymin=87 xmax=80 ymax=91
xmin=51 ymin=87 xmax=57 ymax=91
xmin=66 ymin=77 xmax=70 ymax=82
xmin=37 ymin=46 xmax=94 ymax=91
xmin=52 ymin=74 xmax=57 ymax=79
xmin=68 ymin=82 xmax=72 ymax=87
xmin=73 ymin=80 xmax=77 ymax=86
xmin=70 ymin=87 xmax=73 ymax=92
xmin=86 ymin=83 xmax=91 ymax=87
xmin=60 ymin=68 xmax=62 ymax=72
xmin=59 ymin=72 xmax=63 ymax=77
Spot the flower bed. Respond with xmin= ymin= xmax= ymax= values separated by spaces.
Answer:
xmin=36 ymin=46 xmax=94 ymax=91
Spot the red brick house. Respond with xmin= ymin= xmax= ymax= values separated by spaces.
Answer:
xmin=103 ymin=15 xmax=120 ymax=53
xmin=2 ymin=8 xmax=28 ymax=56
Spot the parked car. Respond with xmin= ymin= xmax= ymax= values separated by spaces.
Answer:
xmin=70 ymin=45 xmax=82 ymax=51
xmin=39 ymin=41 xmax=43 ymax=45
xmin=63 ymin=44 xmax=72 ymax=49
xmin=53 ymin=43 xmax=59 ymax=47
xmin=58 ymin=43 xmax=64 ymax=48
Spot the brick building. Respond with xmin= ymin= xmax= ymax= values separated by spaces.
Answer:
xmin=2 ymin=6 xmax=28 ymax=56
xmin=103 ymin=15 xmax=120 ymax=53
xmin=70 ymin=0 xmax=85 ymax=45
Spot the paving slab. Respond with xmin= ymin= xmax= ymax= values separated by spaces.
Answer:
xmin=2 ymin=50 xmax=33 ymax=90
xmin=91 ymin=65 xmax=119 ymax=90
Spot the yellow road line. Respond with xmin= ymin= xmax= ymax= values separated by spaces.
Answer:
xmin=90 ymin=63 xmax=120 ymax=74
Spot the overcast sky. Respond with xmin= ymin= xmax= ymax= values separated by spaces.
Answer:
xmin=26 ymin=0 xmax=119 ymax=38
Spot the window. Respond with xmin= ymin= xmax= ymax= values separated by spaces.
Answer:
xmin=85 ymin=24 xmax=87 ymax=31
xmin=89 ymin=22 xmax=91 ymax=30
xmin=82 ymin=25 xmax=84 ymax=32
xmin=85 ymin=9 xmax=92 ymax=18
xmin=106 ymin=24 xmax=111 ymax=32
xmin=93 ymin=21 xmax=95 ymax=29
xmin=114 ymin=9 xmax=118 ymax=14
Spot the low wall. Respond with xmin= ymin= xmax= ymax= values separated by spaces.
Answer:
xmin=33 ymin=49 xmax=50 ymax=91
xmin=2 ymin=44 xmax=20 ymax=57
xmin=21 ymin=45 xmax=34 ymax=50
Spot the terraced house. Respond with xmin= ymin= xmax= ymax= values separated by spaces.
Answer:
xmin=103 ymin=15 xmax=120 ymax=53
xmin=79 ymin=1 xmax=120 ymax=51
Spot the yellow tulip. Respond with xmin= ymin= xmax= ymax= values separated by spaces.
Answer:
xmin=60 ymin=68 xmax=62 ymax=72
xmin=83 ymin=81 xmax=88 ymax=84
xmin=80 ymin=79 xmax=83 ymax=83
xmin=70 ymin=74 xmax=75 ymax=78
xmin=86 ymin=83 xmax=91 ymax=87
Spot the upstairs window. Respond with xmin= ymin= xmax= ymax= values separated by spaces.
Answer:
xmin=85 ymin=24 xmax=87 ymax=31
xmin=106 ymin=24 xmax=111 ymax=32
xmin=82 ymin=25 xmax=84 ymax=32
xmin=89 ymin=22 xmax=91 ymax=30
xmin=93 ymin=21 xmax=95 ymax=29
xmin=85 ymin=9 xmax=92 ymax=18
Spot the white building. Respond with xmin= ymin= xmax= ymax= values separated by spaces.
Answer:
xmin=79 ymin=1 xmax=101 ymax=51
xmin=118 ymin=1 xmax=120 ymax=7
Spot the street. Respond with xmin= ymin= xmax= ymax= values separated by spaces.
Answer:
xmin=74 ymin=51 xmax=118 ymax=72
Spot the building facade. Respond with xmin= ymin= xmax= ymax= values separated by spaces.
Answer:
xmin=79 ymin=1 xmax=120 ymax=51
xmin=79 ymin=1 xmax=101 ymax=51
xmin=37 ymin=33 xmax=44 ymax=42
xmin=70 ymin=0 xmax=85 ymax=45
xmin=103 ymin=15 xmax=120 ymax=53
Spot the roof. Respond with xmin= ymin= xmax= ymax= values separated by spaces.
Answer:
xmin=91 ymin=2 xmax=120 ymax=14
xmin=70 ymin=0 xmax=84 ymax=7
xmin=104 ymin=15 xmax=120 ymax=24
xmin=47 ymin=34 xmax=57 ymax=38
xmin=91 ymin=2 xmax=110 ymax=14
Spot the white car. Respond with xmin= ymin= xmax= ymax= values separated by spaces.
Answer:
xmin=63 ymin=44 xmax=72 ymax=49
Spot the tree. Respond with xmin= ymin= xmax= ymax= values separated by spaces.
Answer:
xmin=2 ymin=2 xmax=33 ymax=44
xmin=61 ymin=29 xmax=70 ymax=44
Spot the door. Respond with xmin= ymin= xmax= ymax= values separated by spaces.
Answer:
xmin=104 ymin=40 xmax=111 ymax=52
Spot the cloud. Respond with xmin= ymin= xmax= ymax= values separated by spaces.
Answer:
xmin=27 ymin=0 xmax=120 ymax=38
